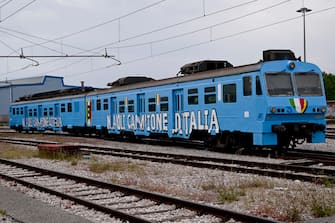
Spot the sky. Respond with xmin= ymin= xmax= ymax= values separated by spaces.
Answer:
xmin=0 ymin=0 xmax=334 ymax=88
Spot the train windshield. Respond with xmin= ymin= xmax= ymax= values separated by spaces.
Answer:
xmin=294 ymin=72 xmax=323 ymax=96
xmin=265 ymin=72 xmax=294 ymax=96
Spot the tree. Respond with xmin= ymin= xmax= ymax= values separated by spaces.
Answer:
xmin=323 ymin=72 xmax=335 ymax=100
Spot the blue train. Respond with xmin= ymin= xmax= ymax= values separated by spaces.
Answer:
xmin=9 ymin=50 xmax=327 ymax=149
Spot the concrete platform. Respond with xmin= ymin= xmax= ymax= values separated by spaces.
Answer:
xmin=0 ymin=185 xmax=93 ymax=223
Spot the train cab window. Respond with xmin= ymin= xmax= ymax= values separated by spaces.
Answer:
xmin=243 ymin=76 xmax=252 ymax=96
xmin=204 ymin=86 xmax=216 ymax=104
xmin=119 ymin=101 xmax=125 ymax=113
xmin=61 ymin=104 xmax=66 ymax=112
xmin=256 ymin=76 xmax=262 ymax=95
xmin=294 ymin=72 xmax=323 ymax=96
xmin=12 ymin=108 xmax=16 ymax=115
xmin=160 ymin=97 xmax=168 ymax=111
xmin=188 ymin=88 xmax=198 ymax=105
xmin=265 ymin=72 xmax=293 ymax=96
xmin=148 ymin=98 xmax=156 ymax=112
xmin=223 ymin=84 xmax=237 ymax=103
xmin=67 ymin=103 xmax=73 ymax=112
xmin=96 ymin=99 xmax=101 ymax=111
xmin=103 ymin=99 xmax=108 ymax=110
xmin=128 ymin=100 xmax=134 ymax=112
xmin=49 ymin=108 xmax=53 ymax=116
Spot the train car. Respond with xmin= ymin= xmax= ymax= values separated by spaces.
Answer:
xmin=9 ymin=88 xmax=93 ymax=133
xmin=9 ymin=50 xmax=327 ymax=149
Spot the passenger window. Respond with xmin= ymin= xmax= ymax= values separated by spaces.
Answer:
xmin=128 ymin=100 xmax=134 ymax=112
xmin=96 ymin=99 xmax=101 ymax=111
xmin=12 ymin=108 xmax=16 ymax=115
xmin=67 ymin=103 xmax=72 ymax=112
xmin=49 ymin=108 xmax=53 ymax=116
xmin=103 ymin=99 xmax=108 ymax=110
xmin=204 ymin=86 xmax=216 ymax=104
xmin=44 ymin=108 xmax=48 ymax=116
xmin=119 ymin=101 xmax=125 ymax=113
xmin=29 ymin=109 xmax=32 ymax=117
xmin=188 ymin=88 xmax=198 ymax=105
xmin=20 ymin=107 xmax=23 ymax=115
xmin=256 ymin=76 xmax=262 ymax=95
xmin=61 ymin=104 xmax=66 ymax=112
xmin=33 ymin=109 xmax=37 ymax=117
xmin=148 ymin=98 xmax=156 ymax=112
xmin=243 ymin=76 xmax=252 ymax=96
xmin=223 ymin=84 xmax=237 ymax=103
xmin=160 ymin=97 xmax=168 ymax=111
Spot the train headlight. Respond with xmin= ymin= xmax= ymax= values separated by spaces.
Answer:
xmin=320 ymin=106 xmax=327 ymax=113
xmin=287 ymin=61 xmax=295 ymax=70
xmin=270 ymin=107 xmax=276 ymax=113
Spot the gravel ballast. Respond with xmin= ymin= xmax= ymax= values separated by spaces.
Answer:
xmin=0 ymin=134 xmax=334 ymax=222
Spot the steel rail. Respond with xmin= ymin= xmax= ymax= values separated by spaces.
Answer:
xmin=0 ymin=158 xmax=280 ymax=223
xmin=1 ymin=137 xmax=335 ymax=183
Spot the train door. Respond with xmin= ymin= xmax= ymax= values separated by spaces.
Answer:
xmin=54 ymin=103 xmax=61 ymax=128
xmin=38 ymin=105 xmax=42 ymax=119
xmin=86 ymin=100 xmax=92 ymax=127
xmin=108 ymin=97 xmax=117 ymax=131
xmin=172 ymin=89 xmax=184 ymax=136
xmin=23 ymin=106 xmax=28 ymax=128
xmin=137 ymin=93 xmax=145 ymax=131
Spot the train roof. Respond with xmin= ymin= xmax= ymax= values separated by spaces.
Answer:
xmin=11 ymin=50 xmax=301 ymax=104
xmin=88 ymin=62 xmax=262 ymax=96
xmin=15 ymin=87 xmax=97 ymax=102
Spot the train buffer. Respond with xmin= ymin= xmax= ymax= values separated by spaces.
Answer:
xmin=38 ymin=144 xmax=80 ymax=155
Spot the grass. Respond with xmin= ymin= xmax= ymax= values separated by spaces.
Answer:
xmin=0 ymin=209 xmax=6 ymax=216
xmin=0 ymin=143 xmax=81 ymax=166
xmin=311 ymin=196 xmax=335 ymax=218
xmin=89 ymin=159 xmax=145 ymax=174
xmin=201 ymin=177 xmax=275 ymax=204
xmin=219 ymin=186 xmax=246 ymax=203
xmin=0 ymin=144 xmax=38 ymax=159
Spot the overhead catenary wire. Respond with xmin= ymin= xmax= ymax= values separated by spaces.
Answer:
xmin=12 ymin=0 xmax=260 ymax=76
xmin=106 ymin=0 xmax=291 ymax=50
xmin=65 ymin=5 xmax=335 ymax=80
xmin=32 ymin=0 xmax=288 ymax=76
xmin=0 ymin=0 xmax=36 ymax=23
xmin=0 ymin=0 xmax=13 ymax=9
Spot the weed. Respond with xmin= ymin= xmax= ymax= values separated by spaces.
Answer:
xmin=219 ymin=186 xmax=246 ymax=203
xmin=89 ymin=160 xmax=144 ymax=174
xmin=37 ymin=150 xmax=81 ymax=163
xmin=311 ymin=197 xmax=335 ymax=217
xmin=286 ymin=206 xmax=301 ymax=222
xmin=0 ymin=209 xmax=6 ymax=216
xmin=239 ymin=177 xmax=275 ymax=190
xmin=322 ymin=179 xmax=335 ymax=188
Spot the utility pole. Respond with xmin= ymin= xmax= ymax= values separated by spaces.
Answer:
xmin=296 ymin=6 xmax=312 ymax=62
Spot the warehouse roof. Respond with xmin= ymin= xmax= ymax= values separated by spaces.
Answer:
xmin=0 ymin=76 xmax=66 ymax=88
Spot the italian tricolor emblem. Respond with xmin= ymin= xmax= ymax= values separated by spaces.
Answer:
xmin=289 ymin=98 xmax=308 ymax=113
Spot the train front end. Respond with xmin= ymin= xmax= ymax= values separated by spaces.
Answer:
xmin=261 ymin=50 xmax=327 ymax=149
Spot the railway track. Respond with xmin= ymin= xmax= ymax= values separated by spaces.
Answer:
xmin=1 ymin=136 xmax=335 ymax=184
xmin=327 ymin=127 xmax=335 ymax=139
xmin=0 ymin=158 xmax=280 ymax=223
